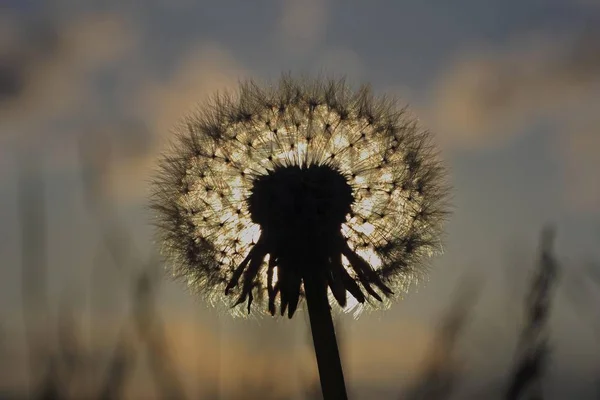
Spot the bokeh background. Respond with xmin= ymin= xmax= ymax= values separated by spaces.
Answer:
xmin=1 ymin=0 xmax=599 ymax=399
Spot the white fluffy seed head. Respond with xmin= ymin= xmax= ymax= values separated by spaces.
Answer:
xmin=151 ymin=75 xmax=451 ymax=318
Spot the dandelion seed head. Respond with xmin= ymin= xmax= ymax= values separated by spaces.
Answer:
xmin=151 ymin=75 xmax=451 ymax=318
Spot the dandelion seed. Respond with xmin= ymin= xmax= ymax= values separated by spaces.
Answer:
xmin=152 ymin=76 xmax=449 ymax=315
xmin=150 ymin=75 xmax=451 ymax=399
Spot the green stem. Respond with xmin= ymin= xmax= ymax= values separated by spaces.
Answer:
xmin=304 ymin=271 xmax=348 ymax=400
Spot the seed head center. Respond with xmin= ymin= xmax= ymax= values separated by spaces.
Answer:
xmin=248 ymin=164 xmax=354 ymax=250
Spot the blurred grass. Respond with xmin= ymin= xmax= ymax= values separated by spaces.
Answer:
xmin=2 ymin=142 xmax=599 ymax=400
xmin=504 ymin=227 xmax=558 ymax=400
xmin=403 ymin=274 xmax=481 ymax=400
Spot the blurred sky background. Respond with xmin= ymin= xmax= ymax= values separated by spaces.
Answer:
xmin=1 ymin=0 xmax=600 ymax=399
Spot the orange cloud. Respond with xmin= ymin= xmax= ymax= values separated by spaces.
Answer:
xmin=0 ymin=12 xmax=138 ymax=132
xmin=427 ymin=29 xmax=600 ymax=213
xmin=105 ymin=42 xmax=248 ymax=201
xmin=557 ymin=113 xmax=600 ymax=212
xmin=344 ymin=319 xmax=433 ymax=386
xmin=429 ymin=29 xmax=600 ymax=150
xmin=158 ymin=313 xmax=436 ymax=397
xmin=134 ymin=42 xmax=247 ymax=139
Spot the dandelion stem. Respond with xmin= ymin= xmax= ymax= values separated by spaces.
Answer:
xmin=304 ymin=270 xmax=348 ymax=400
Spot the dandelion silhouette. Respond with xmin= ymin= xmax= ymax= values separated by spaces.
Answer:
xmin=151 ymin=76 xmax=450 ymax=399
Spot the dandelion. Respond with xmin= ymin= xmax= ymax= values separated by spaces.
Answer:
xmin=151 ymin=75 xmax=450 ymax=399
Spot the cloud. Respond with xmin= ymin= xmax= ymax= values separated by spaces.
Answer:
xmin=276 ymin=0 xmax=329 ymax=54
xmin=0 ymin=307 xmax=439 ymax=398
xmin=427 ymin=29 xmax=600 ymax=213
xmin=0 ymin=12 xmax=138 ymax=133
xmin=429 ymin=29 xmax=600 ymax=150
xmin=0 ymin=311 xmax=300 ymax=398
xmin=345 ymin=319 xmax=434 ymax=386
xmin=104 ymin=42 xmax=247 ymax=201
xmin=133 ymin=42 xmax=247 ymax=139
xmin=557 ymin=112 xmax=600 ymax=212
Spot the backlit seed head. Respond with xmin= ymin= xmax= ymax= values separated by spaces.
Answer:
xmin=151 ymin=75 xmax=451 ymax=318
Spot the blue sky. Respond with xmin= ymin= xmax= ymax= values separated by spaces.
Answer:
xmin=1 ymin=1 xmax=600 ymax=398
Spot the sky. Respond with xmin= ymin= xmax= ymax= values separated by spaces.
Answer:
xmin=1 ymin=0 xmax=600 ymax=398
